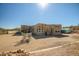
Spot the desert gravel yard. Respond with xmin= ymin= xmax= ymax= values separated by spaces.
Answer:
xmin=0 ymin=33 xmax=79 ymax=56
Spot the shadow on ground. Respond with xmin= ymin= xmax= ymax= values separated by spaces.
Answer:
xmin=14 ymin=41 xmax=26 ymax=46
xmin=32 ymin=34 xmax=69 ymax=39
xmin=14 ymin=41 xmax=29 ymax=46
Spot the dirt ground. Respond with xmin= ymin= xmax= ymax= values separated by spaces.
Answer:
xmin=0 ymin=33 xmax=79 ymax=56
xmin=30 ymin=42 xmax=79 ymax=56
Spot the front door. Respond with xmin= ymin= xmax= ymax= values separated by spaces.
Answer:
xmin=45 ymin=32 xmax=47 ymax=36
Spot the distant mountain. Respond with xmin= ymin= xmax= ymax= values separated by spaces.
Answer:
xmin=0 ymin=28 xmax=5 ymax=30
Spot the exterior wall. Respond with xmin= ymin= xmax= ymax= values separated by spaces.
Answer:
xmin=21 ymin=25 xmax=27 ymax=33
xmin=51 ymin=24 xmax=62 ymax=35
xmin=21 ymin=25 xmax=33 ymax=33
xmin=33 ymin=23 xmax=46 ymax=35
xmin=33 ymin=23 xmax=62 ymax=36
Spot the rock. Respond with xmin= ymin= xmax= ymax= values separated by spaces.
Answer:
xmin=16 ymin=49 xmax=25 ymax=53
xmin=25 ymin=52 xmax=30 ymax=56
xmin=0 ymin=49 xmax=30 ymax=56
xmin=26 ymin=39 xmax=30 ymax=43
xmin=7 ymin=53 xmax=12 ymax=56
xmin=1 ymin=52 xmax=7 ymax=56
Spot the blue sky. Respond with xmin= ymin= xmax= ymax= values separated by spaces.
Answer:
xmin=0 ymin=3 xmax=79 ymax=29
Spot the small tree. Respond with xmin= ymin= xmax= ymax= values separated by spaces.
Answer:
xmin=26 ymin=33 xmax=31 ymax=43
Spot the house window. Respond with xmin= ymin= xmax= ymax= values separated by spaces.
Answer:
xmin=42 ymin=30 xmax=44 ymax=32
xmin=37 ymin=29 xmax=39 ymax=32
xmin=55 ymin=31 xmax=60 ymax=32
xmin=55 ymin=31 xmax=57 ymax=32
xmin=37 ymin=28 xmax=41 ymax=32
xmin=37 ymin=29 xmax=38 ymax=32
xmin=57 ymin=31 xmax=60 ymax=32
